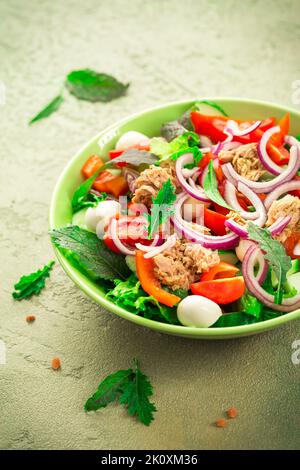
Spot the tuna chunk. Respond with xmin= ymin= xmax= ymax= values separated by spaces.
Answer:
xmin=132 ymin=162 xmax=180 ymax=207
xmin=153 ymin=239 xmax=220 ymax=290
xmin=266 ymin=194 xmax=300 ymax=242
xmin=219 ymin=143 xmax=266 ymax=181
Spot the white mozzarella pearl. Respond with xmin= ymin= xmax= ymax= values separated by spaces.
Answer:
xmin=177 ymin=295 xmax=222 ymax=328
xmin=115 ymin=131 xmax=150 ymax=150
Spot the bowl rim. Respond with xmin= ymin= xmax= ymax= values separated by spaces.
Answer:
xmin=49 ymin=96 xmax=300 ymax=337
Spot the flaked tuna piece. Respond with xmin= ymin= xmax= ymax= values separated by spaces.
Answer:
xmin=153 ymin=239 xmax=220 ymax=291
xmin=266 ymin=194 xmax=300 ymax=242
xmin=219 ymin=143 xmax=266 ymax=181
xmin=132 ymin=162 xmax=181 ymax=208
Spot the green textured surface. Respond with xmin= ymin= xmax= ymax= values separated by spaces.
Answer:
xmin=0 ymin=0 xmax=300 ymax=450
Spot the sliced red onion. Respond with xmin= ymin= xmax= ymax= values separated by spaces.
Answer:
xmin=221 ymin=141 xmax=242 ymax=152
xmin=172 ymin=193 xmax=239 ymax=249
xmin=224 ymin=120 xmax=262 ymax=137
xmin=225 ymin=215 xmax=291 ymax=238
xmin=211 ymin=141 xmax=223 ymax=155
xmin=123 ymin=168 xmax=140 ymax=193
xmin=182 ymin=167 xmax=200 ymax=179
xmin=242 ymin=245 xmax=300 ymax=312
xmin=199 ymin=135 xmax=213 ymax=148
xmin=257 ymin=126 xmax=283 ymax=175
xmin=284 ymin=135 xmax=300 ymax=155
xmin=264 ymin=180 xmax=300 ymax=210
xmin=255 ymin=248 xmax=269 ymax=285
xmin=135 ymin=234 xmax=162 ymax=252
xmin=143 ymin=234 xmax=177 ymax=259
xmin=110 ymin=218 xmax=135 ymax=256
xmin=238 ymin=182 xmax=267 ymax=225
xmin=176 ymin=153 xmax=210 ymax=202
xmin=224 ymin=181 xmax=261 ymax=220
xmin=222 ymin=145 xmax=299 ymax=193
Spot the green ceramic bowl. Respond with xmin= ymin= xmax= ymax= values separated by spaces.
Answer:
xmin=49 ymin=97 xmax=300 ymax=339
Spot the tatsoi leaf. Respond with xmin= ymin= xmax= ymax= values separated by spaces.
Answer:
xmin=71 ymin=150 xmax=157 ymax=212
xmin=29 ymin=94 xmax=64 ymax=125
xmin=65 ymin=69 xmax=129 ymax=102
xmin=148 ymin=179 xmax=177 ymax=238
xmin=84 ymin=359 xmax=156 ymax=426
xmin=84 ymin=369 xmax=133 ymax=411
xmin=247 ymin=223 xmax=292 ymax=304
xmin=12 ymin=261 xmax=55 ymax=300
xmin=203 ymin=160 xmax=234 ymax=210
xmin=50 ymin=225 xmax=130 ymax=281
xmin=119 ymin=359 xmax=156 ymax=426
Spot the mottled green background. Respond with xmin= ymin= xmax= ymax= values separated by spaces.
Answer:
xmin=0 ymin=0 xmax=300 ymax=450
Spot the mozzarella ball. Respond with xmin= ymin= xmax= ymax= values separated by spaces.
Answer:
xmin=85 ymin=207 xmax=100 ymax=232
xmin=177 ymin=295 xmax=222 ymax=328
xmin=235 ymin=239 xmax=253 ymax=262
xmin=115 ymin=131 xmax=150 ymax=150
xmin=85 ymin=200 xmax=120 ymax=233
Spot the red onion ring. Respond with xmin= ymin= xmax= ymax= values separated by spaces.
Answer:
xmin=242 ymin=245 xmax=300 ymax=312
xmin=225 ymin=215 xmax=291 ymax=238
xmin=176 ymin=153 xmax=210 ymax=202
xmin=143 ymin=234 xmax=177 ymax=259
xmin=264 ymin=180 xmax=300 ymax=210
xmin=172 ymin=193 xmax=239 ymax=249
xmin=222 ymin=145 xmax=299 ymax=193
xmin=224 ymin=120 xmax=261 ymax=137
xmin=110 ymin=218 xmax=135 ymax=256
xmin=123 ymin=168 xmax=140 ymax=193
xmin=135 ymin=233 xmax=162 ymax=252
xmin=257 ymin=126 xmax=283 ymax=175
xmin=224 ymin=180 xmax=263 ymax=220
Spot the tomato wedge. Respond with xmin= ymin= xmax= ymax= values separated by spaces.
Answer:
xmin=104 ymin=216 xmax=150 ymax=254
xmin=191 ymin=112 xmax=230 ymax=142
xmin=204 ymin=208 xmax=227 ymax=236
xmin=191 ymin=276 xmax=245 ymax=304
xmin=284 ymin=232 xmax=300 ymax=259
xmin=93 ymin=172 xmax=128 ymax=197
xmin=136 ymin=250 xmax=181 ymax=307
xmin=200 ymin=262 xmax=239 ymax=282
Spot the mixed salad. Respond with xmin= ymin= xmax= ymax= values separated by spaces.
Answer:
xmin=51 ymin=101 xmax=300 ymax=328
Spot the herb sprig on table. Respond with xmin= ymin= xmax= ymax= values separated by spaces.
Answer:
xmin=85 ymin=358 xmax=156 ymax=426
xmin=12 ymin=261 xmax=55 ymax=300
xmin=29 ymin=69 xmax=129 ymax=125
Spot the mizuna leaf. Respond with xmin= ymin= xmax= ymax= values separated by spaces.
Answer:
xmin=12 ymin=261 xmax=55 ymax=300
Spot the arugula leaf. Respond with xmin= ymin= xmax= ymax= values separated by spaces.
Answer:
xmin=119 ymin=359 xmax=156 ymax=426
xmin=29 ymin=94 xmax=64 ymax=125
xmin=84 ymin=359 xmax=156 ymax=426
xmin=148 ymin=179 xmax=177 ymax=238
xmin=203 ymin=160 xmax=234 ymax=210
xmin=71 ymin=150 xmax=157 ymax=212
xmin=72 ymin=191 xmax=107 ymax=214
xmin=50 ymin=225 xmax=130 ymax=281
xmin=247 ymin=223 xmax=292 ymax=304
xmin=239 ymin=292 xmax=263 ymax=319
xmin=65 ymin=69 xmax=129 ymax=102
xmin=84 ymin=368 xmax=133 ymax=411
xmin=12 ymin=261 xmax=55 ymax=300
xmin=161 ymin=120 xmax=187 ymax=142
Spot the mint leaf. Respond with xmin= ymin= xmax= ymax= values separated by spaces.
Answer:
xmin=29 ymin=94 xmax=64 ymax=125
xmin=50 ymin=225 xmax=130 ymax=281
xmin=119 ymin=359 xmax=156 ymax=426
xmin=66 ymin=69 xmax=129 ymax=102
xmin=12 ymin=261 xmax=55 ymax=300
xmin=247 ymin=223 xmax=292 ymax=304
xmin=203 ymin=160 xmax=233 ymax=210
xmin=148 ymin=179 xmax=177 ymax=238
xmin=85 ymin=359 xmax=156 ymax=426
xmin=84 ymin=369 xmax=134 ymax=411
